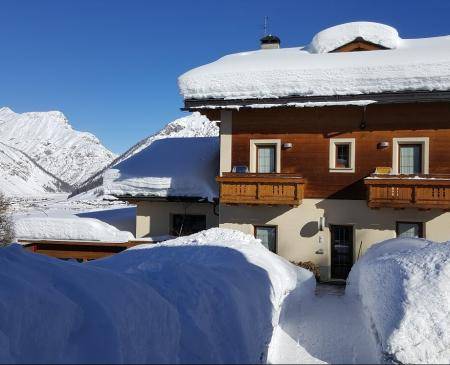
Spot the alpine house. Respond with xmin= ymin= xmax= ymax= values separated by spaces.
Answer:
xmin=179 ymin=22 xmax=450 ymax=280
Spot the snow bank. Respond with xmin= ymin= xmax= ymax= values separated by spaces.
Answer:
xmin=346 ymin=238 xmax=450 ymax=364
xmin=14 ymin=217 xmax=134 ymax=242
xmin=179 ymin=23 xmax=450 ymax=100
xmin=310 ymin=22 xmax=400 ymax=54
xmin=104 ymin=137 xmax=219 ymax=201
xmin=0 ymin=228 xmax=310 ymax=363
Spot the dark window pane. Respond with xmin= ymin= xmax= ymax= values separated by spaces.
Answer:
xmin=171 ymin=215 xmax=206 ymax=236
xmin=397 ymin=222 xmax=423 ymax=238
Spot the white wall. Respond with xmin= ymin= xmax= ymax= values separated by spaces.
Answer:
xmin=219 ymin=199 xmax=450 ymax=280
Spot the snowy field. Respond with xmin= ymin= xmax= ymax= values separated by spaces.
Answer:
xmin=0 ymin=228 xmax=449 ymax=363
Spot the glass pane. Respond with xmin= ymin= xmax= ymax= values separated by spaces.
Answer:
xmin=257 ymin=146 xmax=276 ymax=173
xmin=255 ymin=226 xmax=276 ymax=253
xmin=397 ymin=223 xmax=421 ymax=238
xmin=335 ymin=144 xmax=350 ymax=168
xmin=399 ymin=145 xmax=421 ymax=174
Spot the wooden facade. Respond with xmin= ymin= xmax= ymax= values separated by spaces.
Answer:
xmin=217 ymin=173 xmax=304 ymax=206
xmin=228 ymin=102 xmax=450 ymax=201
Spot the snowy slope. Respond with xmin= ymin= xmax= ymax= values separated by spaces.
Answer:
xmin=0 ymin=141 xmax=71 ymax=196
xmin=72 ymin=112 xmax=218 ymax=197
xmin=0 ymin=107 xmax=116 ymax=193
xmin=179 ymin=22 xmax=450 ymax=101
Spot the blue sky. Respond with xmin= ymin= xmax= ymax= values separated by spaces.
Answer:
xmin=1 ymin=0 xmax=449 ymax=154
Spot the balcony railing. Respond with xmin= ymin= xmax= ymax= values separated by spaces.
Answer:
xmin=365 ymin=174 xmax=450 ymax=209
xmin=217 ymin=173 xmax=305 ymax=206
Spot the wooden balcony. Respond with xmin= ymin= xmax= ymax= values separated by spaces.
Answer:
xmin=365 ymin=174 xmax=450 ymax=209
xmin=217 ymin=173 xmax=305 ymax=206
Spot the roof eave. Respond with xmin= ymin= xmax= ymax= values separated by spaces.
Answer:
xmin=182 ymin=90 xmax=450 ymax=111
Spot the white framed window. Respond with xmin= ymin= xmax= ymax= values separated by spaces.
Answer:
xmin=329 ymin=138 xmax=356 ymax=173
xmin=250 ymin=139 xmax=281 ymax=173
xmin=392 ymin=137 xmax=429 ymax=175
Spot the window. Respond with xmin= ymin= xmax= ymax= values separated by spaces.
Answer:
xmin=255 ymin=226 xmax=277 ymax=253
xmin=329 ymin=138 xmax=355 ymax=172
xmin=393 ymin=138 xmax=429 ymax=175
xmin=396 ymin=222 xmax=424 ymax=239
xmin=257 ymin=145 xmax=276 ymax=173
xmin=249 ymin=139 xmax=281 ymax=173
xmin=171 ymin=214 xmax=206 ymax=236
xmin=399 ymin=144 xmax=422 ymax=174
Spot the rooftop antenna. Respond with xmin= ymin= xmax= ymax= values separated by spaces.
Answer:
xmin=263 ymin=16 xmax=269 ymax=36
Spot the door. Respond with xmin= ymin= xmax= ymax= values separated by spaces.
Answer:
xmin=399 ymin=144 xmax=422 ymax=174
xmin=330 ymin=225 xmax=353 ymax=279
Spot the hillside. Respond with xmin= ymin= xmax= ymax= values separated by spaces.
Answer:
xmin=0 ymin=107 xmax=116 ymax=196
xmin=71 ymin=112 xmax=219 ymax=198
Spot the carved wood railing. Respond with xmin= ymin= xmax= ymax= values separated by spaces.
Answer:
xmin=365 ymin=174 xmax=450 ymax=209
xmin=217 ymin=173 xmax=305 ymax=206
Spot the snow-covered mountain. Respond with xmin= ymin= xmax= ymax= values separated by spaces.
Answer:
xmin=0 ymin=107 xmax=116 ymax=196
xmin=71 ymin=112 xmax=219 ymax=198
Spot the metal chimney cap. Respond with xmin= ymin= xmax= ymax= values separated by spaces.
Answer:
xmin=260 ymin=34 xmax=281 ymax=45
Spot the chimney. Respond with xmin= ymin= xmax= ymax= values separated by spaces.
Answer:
xmin=260 ymin=34 xmax=281 ymax=49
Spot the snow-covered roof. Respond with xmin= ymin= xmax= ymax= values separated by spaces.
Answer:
xmin=104 ymin=137 xmax=219 ymax=201
xmin=179 ymin=22 xmax=450 ymax=103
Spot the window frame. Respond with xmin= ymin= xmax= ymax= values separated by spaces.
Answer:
xmin=329 ymin=138 xmax=356 ymax=173
xmin=392 ymin=137 xmax=429 ymax=175
xmin=396 ymin=221 xmax=424 ymax=239
xmin=249 ymin=139 xmax=281 ymax=173
xmin=254 ymin=225 xmax=278 ymax=253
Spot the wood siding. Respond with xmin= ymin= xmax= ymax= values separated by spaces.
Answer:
xmin=230 ymin=102 xmax=450 ymax=199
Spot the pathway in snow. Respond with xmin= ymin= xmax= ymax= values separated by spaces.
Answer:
xmin=268 ymin=284 xmax=380 ymax=364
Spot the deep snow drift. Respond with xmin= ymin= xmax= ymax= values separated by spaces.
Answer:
xmin=0 ymin=228 xmax=312 ymax=363
xmin=346 ymin=238 xmax=450 ymax=364
xmin=14 ymin=216 xmax=134 ymax=242
xmin=0 ymin=107 xmax=115 ymax=195
xmin=179 ymin=22 xmax=450 ymax=101
xmin=103 ymin=137 xmax=219 ymax=201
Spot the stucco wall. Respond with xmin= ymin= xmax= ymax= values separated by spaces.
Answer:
xmin=135 ymin=201 xmax=219 ymax=238
xmin=219 ymin=199 xmax=450 ymax=280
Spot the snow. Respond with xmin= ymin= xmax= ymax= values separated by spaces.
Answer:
xmin=0 ymin=228 xmax=311 ymax=363
xmin=14 ymin=217 xmax=134 ymax=242
xmin=73 ymin=112 xmax=218 ymax=197
xmin=309 ymin=22 xmax=400 ymax=54
xmin=179 ymin=23 xmax=450 ymax=100
xmin=347 ymin=238 xmax=450 ymax=364
xmin=103 ymin=137 xmax=219 ymax=201
xmin=0 ymin=107 xmax=115 ymax=196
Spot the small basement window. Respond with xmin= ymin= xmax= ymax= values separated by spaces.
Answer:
xmin=329 ymin=138 xmax=356 ymax=172
xmin=396 ymin=222 xmax=424 ymax=239
xmin=254 ymin=226 xmax=277 ymax=253
xmin=171 ymin=214 xmax=206 ymax=236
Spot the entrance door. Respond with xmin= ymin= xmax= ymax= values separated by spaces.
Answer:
xmin=330 ymin=225 xmax=353 ymax=279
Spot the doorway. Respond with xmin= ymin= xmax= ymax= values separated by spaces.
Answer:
xmin=330 ymin=225 xmax=354 ymax=279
